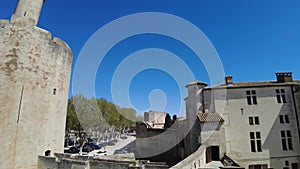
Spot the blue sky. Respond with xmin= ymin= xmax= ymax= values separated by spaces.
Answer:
xmin=1 ymin=0 xmax=300 ymax=116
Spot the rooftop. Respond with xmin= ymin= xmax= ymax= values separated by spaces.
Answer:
xmin=209 ymin=80 xmax=300 ymax=89
xmin=197 ymin=112 xmax=224 ymax=123
xmin=185 ymin=80 xmax=208 ymax=88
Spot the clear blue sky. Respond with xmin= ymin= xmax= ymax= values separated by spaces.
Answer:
xmin=1 ymin=0 xmax=300 ymax=116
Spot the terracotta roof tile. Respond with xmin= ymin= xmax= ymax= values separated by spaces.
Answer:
xmin=197 ymin=112 xmax=224 ymax=123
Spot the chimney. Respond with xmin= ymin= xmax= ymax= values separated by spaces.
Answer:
xmin=225 ymin=76 xmax=233 ymax=85
xmin=276 ymin=72 xmax=293 ymax=83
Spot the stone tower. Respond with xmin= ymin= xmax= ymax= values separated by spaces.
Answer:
xmin=0 ymin=0 xmax=72 ymax=168
xmin=185 ymin=80 xmax=207 ymax=154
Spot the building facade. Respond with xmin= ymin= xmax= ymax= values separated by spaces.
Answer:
xmin=184 ymin=72 xmax=300 ymax=168
xmin=0 ymin=1 xmax=72 ymax=168
xmin=137 ymin=73 xmax=300 ymax=169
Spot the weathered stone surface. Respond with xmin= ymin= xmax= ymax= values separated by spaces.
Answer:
xmin=0 ymin=1 xmax=72 ymax=169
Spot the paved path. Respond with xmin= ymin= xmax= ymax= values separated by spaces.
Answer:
xmin=104 ymin=136 xmax=136 ymax=155
xmin=90 ymin=136 xmax=136 ymax=156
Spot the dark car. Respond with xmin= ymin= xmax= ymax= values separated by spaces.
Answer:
xmin=64 ymin=146 xmax=80 ymax=154
xmin=82 ymin=143 xmax=101 ymax=152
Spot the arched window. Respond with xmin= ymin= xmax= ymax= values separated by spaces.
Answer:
xmin=45 ymin=150 xmax=51 ymax=156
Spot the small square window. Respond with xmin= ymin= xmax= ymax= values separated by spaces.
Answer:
xmin=281 ymin=131 xmax=286 ymax=137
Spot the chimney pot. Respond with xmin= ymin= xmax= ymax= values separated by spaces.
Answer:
xmin=276 ymin=72 xmax=293 ymax=83
xmin=225 ymin=76 xmax=233 ymax=85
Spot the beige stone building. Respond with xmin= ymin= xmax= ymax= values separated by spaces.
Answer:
xmin=0 ymin=0 xmax=72 ymax=168
xmin=137 ymin=73 xmax=300 ymax=169
xmin=144 ymin=111 xmax=167 ymax=128
xmin=180 ymin=72 xmax=300 ymax=169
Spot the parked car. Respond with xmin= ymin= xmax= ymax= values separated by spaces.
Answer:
xmin=82 ymin=143 xmax=101 ymax=152
xmin=64 ymin=146 xmax=80 ymax=154
xmin=95 ymin=150 xmax=107 ymax=156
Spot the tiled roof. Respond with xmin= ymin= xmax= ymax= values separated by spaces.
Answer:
xmin=197 ymin=112 xmax=224 ymax=123
xmin=209 ymin=80 xmax=300 ymax=89
xmin=185 ymin=80 xmax=208 ymax=87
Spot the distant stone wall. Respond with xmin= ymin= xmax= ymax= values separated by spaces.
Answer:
xmin=136 ymin=120 xmax=188 ymax=165
xmin=144 ymin=111 xmax=167 ymax=124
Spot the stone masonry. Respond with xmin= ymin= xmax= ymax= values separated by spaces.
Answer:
xmin=0 ymin=0 xmax=72 ymax=168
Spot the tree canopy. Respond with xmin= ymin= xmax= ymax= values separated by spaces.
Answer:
xmin=65 ymin=95 xmax=140 ymax=135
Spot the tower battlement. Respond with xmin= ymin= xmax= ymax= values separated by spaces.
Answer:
xmin=11 ymin=0 xmax=45 ymax=26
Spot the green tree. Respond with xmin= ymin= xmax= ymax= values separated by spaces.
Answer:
xmin=164 ymin=113 xmax=172 ymax=128
xmin=172 ymin=115 xmax=177 ymax=124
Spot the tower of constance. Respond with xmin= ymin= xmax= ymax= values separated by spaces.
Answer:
xmin=0 ymin=0 xmax=72 ymax=168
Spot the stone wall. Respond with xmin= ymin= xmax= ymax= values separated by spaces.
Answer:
xmin=171 ymin=145 xmax=206 ymax=169
xmin=38 ymin=154 xmax=169 ymax=169
xmin=0 ymin=6 xmax=72 ymax=168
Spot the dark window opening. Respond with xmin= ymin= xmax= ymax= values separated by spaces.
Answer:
xmin=247 ymin=96 xmax=252 ymax=105
xmin=45 ymin=150 xmax=51 ymax=156
xmin=249 ymin=164 xmax=268 ymax=169
xmin=53 ymin=88 xmax=57 ymax=95
xmin=256 ymin=140 xmax=262 ymax=152
xmin=206 ymin=146 xmax=220 ymax=163
xmin=276 ymin=89 xmax=287 ymax=103
xmin=279 ymin=115 xmax=284 ymax=123
xmin=292 ymin=163 xmax=298 ymax=169
xmin=254 ymin=116 xmax=260 ymax=125
xmin=252 ymin=96 xmax=257 ymax=104
xmin=250 ymin=132 xmax=262 ymax=152
xmin=285 ymin=115 xmax=290 ymax=123
xmin=281 ymin=130 xmax=293 ymax=151
xmin=250 ymin=140 xmax=256 ymax=152
xmin=249 ymin=116 xmax=259 ymax=125
xmin=246 ymin=90 xmax=257 ymax=105
xmin=282 ymin=95 xmax=287 ymax=103
xmin=285 ymin=160 xmax=289 ymax=166
xmin=249 ymin=117 xmax=254 ymax=125
xmin=276 ymin=95 xmax=281 ymax=103
xmin=24 ymin=11 xmax=27 ymax=17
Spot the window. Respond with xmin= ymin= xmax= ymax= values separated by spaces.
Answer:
xmin=281 ymin=130 xmax=293 ymax=151
xmin=246 ymin=90 xmax=257 ymax=105
xmin=249 ymin=116 xmax=260 ymax=125
xmin=249 ymin=164 xmax=268 ymax=169
xmin=249 ymin=117 xmax=254 ymax=125
xmin=285 ymin=160 xmax=289 ymax=166
xmin=279 ymin=115 xmax=290 ymax=124
xmin=292 ymin=163 xmax=298 ymax=169
xmin=250 ymin=132 xmax=262 ymax=152
xmin=276 ymin=89 xmax=287 ymax=103
xmin=254 ymin=116 xmax=260 ymax=125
